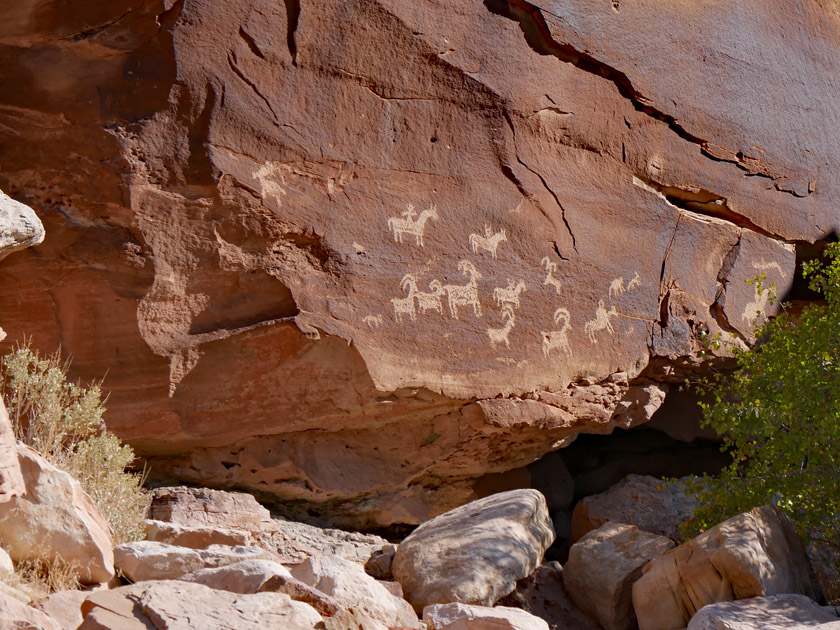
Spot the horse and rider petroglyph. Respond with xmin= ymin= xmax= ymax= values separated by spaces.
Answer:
xmin=387 ymin=203 xmax=438 ymax=247
xmin=585 ymin=299 xmax=619 ymax=342
xmin=493 ymin=279 xmax=527 ymax=310
xmin=469 ymin=226 xmax=507 ymax=259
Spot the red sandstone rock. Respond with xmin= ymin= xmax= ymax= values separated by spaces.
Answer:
xmin=0 ymin=0 xmax=824 ymax=526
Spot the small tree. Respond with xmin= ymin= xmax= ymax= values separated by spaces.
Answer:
xmin=0 ymin=344 xmax=148 ymax=543
xmin=684 ymin=243 xmax=840 ymax=559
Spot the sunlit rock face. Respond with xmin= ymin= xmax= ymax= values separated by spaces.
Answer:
xmin=0 ymin=0 xmax=831 ymax=527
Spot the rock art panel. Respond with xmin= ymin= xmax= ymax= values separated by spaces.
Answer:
xmin=0 ymin=0 xmax=825 ymax=526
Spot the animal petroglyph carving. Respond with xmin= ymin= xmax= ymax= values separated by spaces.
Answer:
xmin=362 ymin=315 xmax=383 ymax=329
xmin=585 ymin=299 xmax=619 ymax=343
xmin=541 ymin=257 xmax=563 ymax=295
xmin=609 ymin=277 xmax=625 ymax=298
xmin=254 ymin=162 xmax=288 ymax=204
xmin=753 ymin=260 xmax=786 ymax=278
xmin=627 ymin=272 xmax=641 ymax=291
xmin=443 ymin=260 xmax=483 ymax=319
xmin=741 ymin=285 xmax=771 ymax=326
xmin=391 ymin=276 xmax=417 ymax=323
xmin=413 ymin=278 xmax=446 ymax=315
xmin=469 ymin=226 xmax=507 ymax=259
xmin=387 ymin=203 xmax=437 ymax=247
xmin=487 ymin=306 xmax=516 ymax=348
xmin=493 ymin=279 xmax=527 ymax=310
xmin=541 ymin=308 xmax=572 ymax=356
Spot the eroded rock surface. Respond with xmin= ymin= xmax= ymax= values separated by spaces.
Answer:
xmin=80 ymin=581 xmax=323 ymax=630
xmin=633 ymin=505 xmax=821 ymax=630
xmin=0 ymin=0 xmax=827 ymax=526
xmin=0 ymin=444 xmax=114 ymax=585
xmin=393 ymin=489 xmax=554 ymax=612
xmin=570 ymin=474 xmax=698 ymax=543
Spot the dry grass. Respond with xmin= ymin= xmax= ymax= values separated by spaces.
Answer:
xmin=0 ymin=342 xmax=149 ymax=592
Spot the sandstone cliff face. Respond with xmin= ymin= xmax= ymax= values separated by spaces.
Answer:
xmin=0 ymin=0 xmax=833 ymax=527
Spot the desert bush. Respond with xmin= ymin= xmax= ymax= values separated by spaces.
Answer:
xmin=684 ymin=243 xmax=840 ymax=571
xmin=0 ymin=343 xmax=149 ymax=543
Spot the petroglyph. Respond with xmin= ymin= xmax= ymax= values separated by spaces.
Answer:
xmin=753 ymin=261 xmax=786 ymax=278
xmin=414 ymin=278 xmax=446 ymax=315
xmin=541 ymin=257 xmax=563 ymax=294
xmin=541 ymin=308 xmax=572 ymax=356
xmin=362 ymin=315 xmax=384 ymax=329
xmin=741 ymin=284 xmax=771 ymax=326
xmin=387 ymin=203 xmax=437 ymax=247
xmin=627 ymin=271 xmax=641 ymax=291
xmin=444 ymin=260 xmax=483 ymax=319
xmin=493 ymin=279 xmax=527 ymax=310
xmin=391 ymin=275 xmax=417 ymax=323
xmin=469 ymin=226 xmax=507 ymax=259
xmin=487 ymin=305 xmax=516 ymax=348
xmin=254 ymin=162 xmax=288 ymax=204
xmin=609 ymin=277 xmax=626 ymax=298
xmin=585 ymin=299 xmax=619 ymax=343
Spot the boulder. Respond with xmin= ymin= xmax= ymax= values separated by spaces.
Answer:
xmin=79 ymin=580 xmax=323 ymax=630
xmin=258 ymin=573 xmax=343 ymax=617
xmin=114 ymin=541 xmax=276 ymax=582
xmin=392 ymin=490 xmax=555 ymax=612
xmin=687 ymin=594 xmax=840 ymax=630
xmin=0 ymin=588 xmax=61 ymax=630
xmin=0 ymin=581 xmax=30 ymax=605
xmin=365 ymin=544 xmax=396 ymax=580
xmin=256 ymin=519 xmax=389 ymax=565
xmin=0 ymin=190 xmax=45 ymax=262
xmin=497 ymin=561 xmax=602 ymax=630
xmin=564 ymin=522 xmax=675 ymax=630
xmin=632 ymin=505 xmax=821 ymax=630
xmin=570 ymin=474 xmax=698 ymax=543
xmin=34 ymin=589 xmax=88 ymax=630
xmin=0 ymin=444 xmax=114 ymax=584
xmin=291 ymin=553 xmax=420 ymax=628
xmin=0 ymin=400 xmax=23 ymax=503
xmin=180 ymin=558 xmax=292 ymax=593
xmin=423 ymin=603 xmax=550 ymax=630
xmin=144 ymin=519 xmax=253 ymax=548
xmin=0 ymin=546 xmax=13 ymax=576
xmin=149 ymin=486 xmax=272 ymax=531
xmin=322 ymin=608 xmax=389 ymax=630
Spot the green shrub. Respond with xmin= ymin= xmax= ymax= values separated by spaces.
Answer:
xmin=684 ymin=243 xmax=840 ymax=566
xmin=0 ymin=343 xmax=148 ymax=543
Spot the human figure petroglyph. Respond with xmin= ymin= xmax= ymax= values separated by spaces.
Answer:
xmin=387 ymin=203 xmax=438 ymax=247
xmin=443 ymin=260 xmax=483 ymax=319
xmin=469 ymin=226 xmax=507 ymax=259
xmin=493 ymin=279 xmax=527 ymax=310
xmin=362 ymin=315 xmax=384 ymax=329
xmin=627 ymin=271 xmax=641 ymax=291
xmin=585 ymin=299 xmax=619 ymax=343
xmin=487 ymin=305 xmax=516 ymax=348
xmin=541 ymin=307 xmax=572 ymax=356
xmin=541 ymin=257 xmax=562 ymax=294
xmin=609 ymin=277 xmax=626 ymax=298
